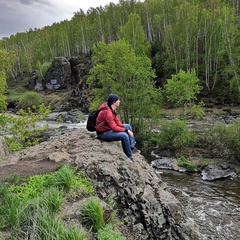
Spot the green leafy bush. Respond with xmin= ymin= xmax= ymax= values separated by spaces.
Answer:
xmin=18 ymin=91 xmax=42 ymax=110
xmin=204 ymin=120 xmax=240 ymax=161
xmin=156 ymin=119 xmax=196 ymax=151
xmin=3 ymin=104 xmax=50 ymax=151
xmin=165 ymin=69 xmax=203 ymax=116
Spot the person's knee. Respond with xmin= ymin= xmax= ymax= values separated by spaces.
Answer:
xmin=122 ymin=132 xmax=129 ymax=139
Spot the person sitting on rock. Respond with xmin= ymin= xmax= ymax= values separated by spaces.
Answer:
xmin=96 ymin=94 xmax=136 ymax=161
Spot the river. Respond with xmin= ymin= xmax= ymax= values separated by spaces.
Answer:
xmin=152 ymin=165 xmax=240 ymax=239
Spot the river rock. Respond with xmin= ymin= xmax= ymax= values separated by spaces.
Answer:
xmin=201 ymin=164 xmax=237 ymax=181
xmin=5 ymin=129 xmax=203 ymax=240
xmin=151 ymin=157 xmax=185 ymax=172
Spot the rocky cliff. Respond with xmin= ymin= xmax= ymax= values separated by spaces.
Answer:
xmin=2 ymin=129 xmax=203 ymax=239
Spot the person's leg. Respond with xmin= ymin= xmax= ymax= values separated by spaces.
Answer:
xmin=123 ymin=124 xmax=136 ymax=149
xmin=98 ymin=130 xmax=132 ymax=159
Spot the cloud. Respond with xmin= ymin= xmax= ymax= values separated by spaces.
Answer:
xmin=0 ymin=0 xmax=142 ymax=39
xmin=0 ymin=0 xmax=56 ymax=37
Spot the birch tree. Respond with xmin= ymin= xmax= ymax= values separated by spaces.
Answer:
xmin=0 ymin=49 xmax=16 ymax=111
xmin=120 ymin=13 xmax=151 ymax=55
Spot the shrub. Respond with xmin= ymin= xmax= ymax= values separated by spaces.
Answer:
xmin=18 ymin=91 xmax=42 ymax=110
xmin=204 ymin=120 xmax=240 ymax=161
xmin=3 ymin=104 xmax=50 ymax=151
xmin=156 ymin=119 xmax=196 ymax=151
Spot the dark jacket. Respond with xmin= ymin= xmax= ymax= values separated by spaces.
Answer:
xmin=96 ymin=103 xmax=126 ymax=134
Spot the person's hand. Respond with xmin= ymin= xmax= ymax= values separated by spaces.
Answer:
xmin=128 ymin=130 xmax=134 ymax=137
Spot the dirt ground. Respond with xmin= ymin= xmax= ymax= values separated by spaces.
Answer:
xmin=0 ymin=158 xmax=61 ymax=183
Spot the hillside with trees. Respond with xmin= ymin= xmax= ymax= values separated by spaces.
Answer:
xmin=1 ymin=0 xmax=240 ymax=104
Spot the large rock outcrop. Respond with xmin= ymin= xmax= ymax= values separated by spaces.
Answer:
xmin=5 ymin=129 xmax=203 ymax=239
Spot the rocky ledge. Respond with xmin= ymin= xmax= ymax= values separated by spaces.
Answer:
xmin=1 ymin=129 xmax=203 ymax=239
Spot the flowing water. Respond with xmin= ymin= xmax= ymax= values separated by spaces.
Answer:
xmin=152 ymin=166 xmax=240 ymax=239
xmin=141 ymin=113 xmax=240 ymax=239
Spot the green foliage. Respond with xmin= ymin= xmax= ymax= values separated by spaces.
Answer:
xmin=18 ymin=91 xmax=42 ymax=110
xmin=199 ymin=158 xmax=214 ymax=168
xmin=9 ymin=174 xmax=50 ymax=201
xmin=81 ymin=198 xmax=105 ymax=232
xmin=189 ymin=101 xmax=205 ymax=117
xmin=0 ymin=165 xmax=93 ymax=238
xmin=0 ymin=185 xmax=25 ymax=229
xmin=97 ymin=224 xmax=126 ymax=240
xmin=1 ymin=1 xmax=240 ymax=104
xmin=229 ymin=76 xmax=240 ymax=104
xmin=76 ymin=113 xmax=85 ymax=120
xmin=177 ymin=156 xmax=196 ymax=172
xmin=47 ymin=164 xmax=93 ymax=194
xmin=22 ymin=206 xmax=86 ymax=240
xmin=120 ymin=13 xmax=151 ymax=56
xmin=4 ymin=174 xmax=22 ymax=184
xmin=165 ymin=69 xmax=203 ymax=116
xmin=0 ymin=72 xmax=7 ymax=112
xmin=37 ymin=187 xmax=64 ymax=214
xmin=64 ymin=225 xmax=86 ymax=240
xmin=56 ymin=115 xmax=63 ymax=123
xmin=0 ymin=49 xmax=16 ymax=111
xmin=204 ymin=120 xmax=240 ymax=161
xmin=2 ymin=104 xmax=51 ymax=151
xmin=7 ymin=142 xmax=24 ymax=152
xmin=87 ymin=39 xmax=162 ymax=133
xmin=36 ymin=61 xmax=51 ymax=80
xmin=9 ymin=165 xmax=93 ymax=202
xmin=156 ymin=119 xmax=196 ymax=152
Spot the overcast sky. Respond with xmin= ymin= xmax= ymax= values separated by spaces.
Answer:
xmin=0 ymin=0 xmax=124 ymax=39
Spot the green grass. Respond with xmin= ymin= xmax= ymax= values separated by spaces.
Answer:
xmin=5 ymin=89 xmax=25 ymax=100
xmin=97 ymin=224 xmax=126 ymax=240
xmin=177 ymin=156 xmax=196 ymax=172
xmin=76 ymin=113 xmax=85 ymax=120
xmin=81 ymin=198 xmax=106 ymax=232
xmin=0 ymin=164 xmax=123 ymax=239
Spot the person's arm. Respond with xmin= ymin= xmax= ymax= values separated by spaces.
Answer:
xmin=105 ymin=112 xmax=126 ymax=132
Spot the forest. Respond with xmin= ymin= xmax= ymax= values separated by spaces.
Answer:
xmin=0 ymin=0 xmax=240 ymax=104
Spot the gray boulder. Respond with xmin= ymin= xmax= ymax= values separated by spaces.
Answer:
xmin=201 ymin=164 xmax=237 ymax=180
